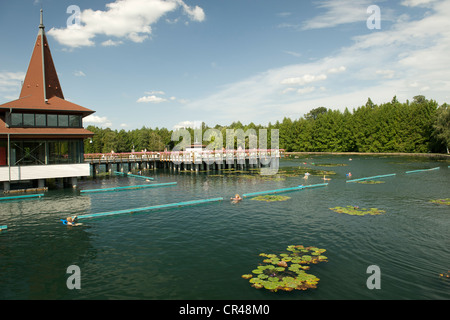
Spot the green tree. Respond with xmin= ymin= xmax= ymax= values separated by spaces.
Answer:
xmin=433 ymin=104 xmax=450 ymax=153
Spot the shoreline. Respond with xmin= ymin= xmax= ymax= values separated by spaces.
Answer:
xmin=284 ymin=152 xmax=450 ymax=159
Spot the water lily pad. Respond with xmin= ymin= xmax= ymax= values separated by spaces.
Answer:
xmin=251 ymin=195 xmax=291 ymax=202
xmin=330 ymin=205 xmax=385 ymax=216
xmin=356 ymin=180 xmax=385 ymax=184
xmin=243 ymin=245 xmax=328 ymax=293
xmin=430 ymin=198 xmax=450 ymax=206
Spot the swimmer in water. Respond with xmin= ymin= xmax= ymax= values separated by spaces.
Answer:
xmin=66 ymin=216 xmax=82 ymax=226
xmin=231 ymin=194 xmax=243 ymax=202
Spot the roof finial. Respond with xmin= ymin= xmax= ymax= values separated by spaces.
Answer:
xmin=39 ymin=9 xmax=45 ymax=29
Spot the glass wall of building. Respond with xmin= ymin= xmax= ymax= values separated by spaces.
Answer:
xmin=5 ymin=139 xmax=84 ymax=166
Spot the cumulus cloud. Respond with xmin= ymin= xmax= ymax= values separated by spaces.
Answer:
xmin=401 ymin=0 xmax=438 ymax=7
xmin=0 ymin=71 xmax=25 ymax=89
xmin=281 ymin=74 xmax=327 ymax=86
xmin=84 ymin=115 xmax=113 ymax=127
xmin=47 ymin=0 xmax=205 ymax=48
xmin=172 ymin=120 xmax=202 ymax=130
xmin=101 ymin=39 xmax=124 ymax=46
xmin=137 ymin=95 xmax=167 ymax=103
xmin=0 ymin=71 xmax=25 ymax=101
xmin=302 ymin=0 xmax=374 ymax=30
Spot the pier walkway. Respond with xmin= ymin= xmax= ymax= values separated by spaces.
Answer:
xmin=85 ymin=149 xmax=284 ymax=176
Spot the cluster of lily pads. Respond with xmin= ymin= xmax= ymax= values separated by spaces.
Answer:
xmin=330 ymin=205 xmax=386 ymax=216
xmin=206 ymin=166 xmax=336 ymax=182
xmin=356 ymin=180 xmax=385 ymax=184
xmin=242 ymin=245 xmax=328 ymax=292
xmin=251 ymin=195 xmax=291 ymax=202
xmin=429 ymin=198 xmax=450 ymax=206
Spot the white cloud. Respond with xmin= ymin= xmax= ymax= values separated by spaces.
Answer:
xmin=101 ymin=39 xmax=124 ymax=46
xmin=145 ymin=90 xmax=165 ymax=95
xmin=281 ymin=74 xmax=327 ymax=86
xmin=376 ymin=69 xmax=395 ymax=79
xmin=401 ymin=0 xmax=438 ymax=7
xmin=73 ymin=70 xmax=86 ymax=77
xmin=0 ymin=71 xmax=25 ymax=101
xmin=84 ymin=115 xmax=113 ymax=128
xmin=137 ymin=95 xmax=167 ymax=103
xmin=302 ymin=0 xmax=374 ymax=30
xmin=297 ymin=87 xmax=317 ymax=95
xmin=328 ymin=66 xmax=346 ymax=74
xmin=0 ymin=71 xmax=25 ymax=86
xmin=283 ymin=50 xmax=302 ymax=58
xmin=47 ymin=0 xmax=205 ymax=48
xmin=172 ymin=120 xmax=202 ymax=130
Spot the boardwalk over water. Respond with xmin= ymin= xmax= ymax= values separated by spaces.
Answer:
xmin=85 ymin=149 xmax=284 ymax=176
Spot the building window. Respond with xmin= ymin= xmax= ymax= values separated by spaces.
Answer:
xmin=47 ymin=114 xmax=58 ymax=127
xmin=23 ymin=113 xmax=35 ymax=127
xmin=11 ymin=113 xmax=23 ymax=126
xmin=58 ymin=114 xmax=69 ymax=127
xmin=69 ymin=115 xmax=81 ymax=128
xmin=35 ymin=113 xmax=47 ymax=127
xmin=11 ymin=141 xmax=46 ymax=166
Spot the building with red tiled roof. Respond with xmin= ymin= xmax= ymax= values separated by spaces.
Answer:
xmin=0 ymin=10 xmax=95 ymax=190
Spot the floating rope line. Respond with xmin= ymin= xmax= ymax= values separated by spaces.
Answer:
xmin=243 ymin=183 xmax=328 ymax=198
xmin=346 ymin=174 xmax=396 ymax=183
xmin=114 ymin=171 xmax=154 ymax=180
xmin=405 ymin=167 xmax=440 ymax=174
xmin=0 ymin=194 xmax=44 ymax=201
xmin=76 ymin=197 xmax=224 ymax=220
xmin=80 ymin=182 xmax=177 ymax=194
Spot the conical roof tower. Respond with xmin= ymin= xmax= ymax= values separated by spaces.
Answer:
xmin=0 ymin=9 xmax=94 ymax=116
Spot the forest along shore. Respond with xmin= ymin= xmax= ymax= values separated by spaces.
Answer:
xmin=284 ymin=152 xmax=450 ymax=159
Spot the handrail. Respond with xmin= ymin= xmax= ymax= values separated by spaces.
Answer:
xmin=84 ymin=149 xmax=285 ymax=161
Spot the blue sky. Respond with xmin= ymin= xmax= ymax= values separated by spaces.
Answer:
xmin=1 ymin=0 xmax=449 ymax=130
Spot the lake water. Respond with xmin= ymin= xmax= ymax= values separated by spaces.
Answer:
xmin=0 ymin=155 xmax=449 ymax=300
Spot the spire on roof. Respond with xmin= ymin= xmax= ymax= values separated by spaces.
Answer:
xmin=19 ymin=9 xmax=64 ymax=102
xmin=39 ymin=8 xmax=44 ymax=29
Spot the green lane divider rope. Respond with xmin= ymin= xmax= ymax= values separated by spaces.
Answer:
xmin=0 ymin=194 xmax=44 ymax=201
xmin=346 ymin=173 xmax=396 ymax=183
xmin=76 ymin=197 xmax=224 ymax=220
xmin=80 ymin=182 xmax=177 ymax=194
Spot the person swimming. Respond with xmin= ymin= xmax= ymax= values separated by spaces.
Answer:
xmin=66 ymin=216 xmax=82 ymax=226
xmin=231 ymin=194 xmax=243 ymax=202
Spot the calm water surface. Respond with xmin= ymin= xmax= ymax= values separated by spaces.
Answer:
xmin=0 ymin=155 xmax=449 ymax=300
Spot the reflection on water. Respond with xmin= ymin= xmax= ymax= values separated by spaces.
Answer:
xmin=0 ymin=155 xmax=449 ymax=300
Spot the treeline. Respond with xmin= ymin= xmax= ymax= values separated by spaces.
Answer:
xmin=84 ymin=96 xmax=450 ymax=154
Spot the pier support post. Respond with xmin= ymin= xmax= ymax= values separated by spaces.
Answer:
xmin=70 ymin=177 xmax=77 ymax=188
xmin=38 ymin=179 xmax=45 ymax=188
